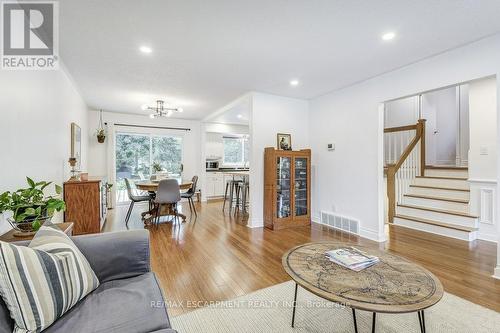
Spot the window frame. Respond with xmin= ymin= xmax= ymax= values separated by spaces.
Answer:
xmin=222 ymin=136 xmax=249 ymax=167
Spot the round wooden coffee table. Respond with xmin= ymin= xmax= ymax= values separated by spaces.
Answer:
xmin=282 ymin=242 xmax=443 ymax=333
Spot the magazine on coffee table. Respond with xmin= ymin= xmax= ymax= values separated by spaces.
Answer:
xmin=325 ymin=247 xmax=379 ymax=272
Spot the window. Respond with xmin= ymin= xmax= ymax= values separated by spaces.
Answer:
xmin=223 ymin=136 xmax=249 ymax=166
xmin=115 ymin=132 xmax=183 ymax=203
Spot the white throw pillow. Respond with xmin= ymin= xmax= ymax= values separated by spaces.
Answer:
xmin=0 ymin=225 xmax=99 ymax=332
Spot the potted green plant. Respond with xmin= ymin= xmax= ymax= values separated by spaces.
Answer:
xmin=0 ymin=177 xmax=66 ymax=236
xmin=152 ymin=162 xmax=163 ymax=173
xmin=96 ymin=128 xmax=106 ymax=143
xmin=96 ymin=109 xmax=106 ymax=143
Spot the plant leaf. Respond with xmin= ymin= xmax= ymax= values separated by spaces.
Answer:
xmin=55 ymin=184 xmax=62 ymax=195
xmin=26 ymin=177 xmax=35 ymax=188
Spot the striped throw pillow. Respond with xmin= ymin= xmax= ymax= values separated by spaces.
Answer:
xmin=0 ymin=225 xmax=99 ymax=332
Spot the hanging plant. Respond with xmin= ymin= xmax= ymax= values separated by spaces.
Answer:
xmin=96 ymin=109 xmax=106 ymax=143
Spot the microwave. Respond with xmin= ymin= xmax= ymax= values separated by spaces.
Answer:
xmin=206 ymin=160 xmax=220 ymax=170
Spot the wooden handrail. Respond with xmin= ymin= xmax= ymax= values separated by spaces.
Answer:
xmin=384 ymin=124 xmax=418 ymax=133
xmin=386 ymin=119 xmax=426 ymax=223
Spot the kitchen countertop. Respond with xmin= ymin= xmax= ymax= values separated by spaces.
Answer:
xmin=206 ymin=168 xmax=249 ymax=173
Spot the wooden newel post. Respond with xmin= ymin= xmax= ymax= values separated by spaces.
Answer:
xmin=418 ymin=119 xmax=426 ymax=176
xmin=387 ymin=164 xmax=396 ymax=223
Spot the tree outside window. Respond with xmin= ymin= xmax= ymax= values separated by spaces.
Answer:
xmin=223 ymin=136 xmax=249 ymax=166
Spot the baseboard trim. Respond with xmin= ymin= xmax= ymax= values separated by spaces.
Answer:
xmin=247 ymin=217 xmax=264 ymax=228
xmin=468 ymin=178 xmax=497 ymax=184
xmin=493 ymin=266 xmax=500 ymax=280
xmin=359 ymin=227 xmax=387 ymax=243
xmin=477 ymin=233 xmax=498 ymax=243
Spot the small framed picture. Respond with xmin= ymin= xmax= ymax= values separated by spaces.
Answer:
xmin=277 ymin=133 xmax=292 ymax=151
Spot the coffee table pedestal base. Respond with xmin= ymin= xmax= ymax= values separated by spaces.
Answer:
xmin=291 ymin=283 xmax=427 ymax=333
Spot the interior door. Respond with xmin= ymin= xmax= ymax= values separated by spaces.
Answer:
xmin=422 ymin=87 xmax=458 ymax=166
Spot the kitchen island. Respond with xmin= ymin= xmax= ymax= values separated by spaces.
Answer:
xmin=205 ymin=169 xmax=249 ymax=199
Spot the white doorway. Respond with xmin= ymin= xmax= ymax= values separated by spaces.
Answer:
xmin=421 ymin=85 xmax=469 ymax=166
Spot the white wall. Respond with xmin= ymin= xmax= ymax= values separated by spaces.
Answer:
xmin=309 ymin=33 xmax=500 ymax=244
xmin=0 ymin=66 xmax=88 ymax=234
xmin=468 ymin=77 xmax=498 ymax=242
xmin=87 ymin=110 xmax=202 ymax=192
xmin=204 ymin=123 xmax=249 ymax=135
xmin=248 ymin=92 xmax=309 ymax=227
xmin=384 ymin=96 xmax=419 ymax=128
xmin=468 ymin=78 xmax=497 ymax=181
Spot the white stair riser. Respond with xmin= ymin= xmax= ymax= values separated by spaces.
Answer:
xmin=394 ymin=217 xmax=477 ymax=241
xmin=402 ymin=196 xmax=469 ymax=213
xmin=424 ymin=169 xmax=468 ymax=178
xmin=414 ymin=177 xmax=469 ymax=189
xmin=408 ymin=186 xmax=470 ymax=200
xmin=396 ymin=206 xmax=477 ymax=227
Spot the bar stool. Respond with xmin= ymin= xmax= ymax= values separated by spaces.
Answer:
xmin=222 ymin=179 xmax=243 ymax=213
xmin=237 ymin=181 xmax=250 ymax=213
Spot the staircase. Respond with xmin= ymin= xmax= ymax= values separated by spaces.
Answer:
xmin=393 ymin=166 xmax=478 ymax=241
xmin=384 ymin=120 xmax=478 ymax=241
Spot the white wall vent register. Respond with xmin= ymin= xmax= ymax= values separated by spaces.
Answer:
xmin=320 ymin=211 xmax=359 ymax=235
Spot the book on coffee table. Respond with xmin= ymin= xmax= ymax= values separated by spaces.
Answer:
xmin=325 ymin=247 xmax=379 ymax=272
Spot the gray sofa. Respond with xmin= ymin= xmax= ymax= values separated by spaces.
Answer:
xmin=0 ymin=230 xmax=177 ymax=333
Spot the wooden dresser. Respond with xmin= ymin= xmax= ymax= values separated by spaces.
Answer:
xmin=264 ymin=148 xmax=311 ymax=230
xmin=63 ymin=177 xmax=107 ymax=235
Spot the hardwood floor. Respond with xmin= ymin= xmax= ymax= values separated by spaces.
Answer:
xmin=104 ymin=200 xmax=500 ymax=316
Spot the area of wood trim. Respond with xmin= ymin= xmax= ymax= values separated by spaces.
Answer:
xmin=384 ymin=124 xmax=418 ymax=133
xmin=425 ymin=165 xmax=468 ymax=170
xmin=394 ymin=214 xmax=478 ymax=232
xmin=416 ymin=175 xmax=468 ymax=180
xmin=409 ymin=185 xmax=470 ymax=192
xmin=404 ymin=194 xmax=469 ymax=204
xmin=397 ymin=203 xmax=478 ymax=218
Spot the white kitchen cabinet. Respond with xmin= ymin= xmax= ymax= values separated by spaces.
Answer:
xmin=205 ymin=172 xmax=225 ymax=198
xmin=214 ymin=174 xmax=225 ymax=196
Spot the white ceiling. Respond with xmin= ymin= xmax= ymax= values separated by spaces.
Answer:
xmin=59 ymin=0 xmax=500 ymax=120
xmin=206 ymin=95 xmax=251 ymax=125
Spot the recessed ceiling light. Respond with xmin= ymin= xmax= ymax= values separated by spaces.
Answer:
xmin=149 ymin=114 xmax=155 ymax=119
xmin=237 ymin=114 xmax=243 ymax=119
xmin=139 ymin=46 xmax=152 ymax=54
xmin=141 ymin=104 xmax=149 ymax=111
xmin=381 ymin=32 xmax=396 ymax=41
xmin=290 ymin=79 xmax=300 ymax=86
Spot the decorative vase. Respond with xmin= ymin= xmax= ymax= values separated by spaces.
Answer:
xmin=7 ymin=215 xmax=52 ymax=237
xmin=97 ymin=134 xmax=106 ymax=143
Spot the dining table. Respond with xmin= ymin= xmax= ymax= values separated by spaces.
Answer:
xmin=135 ymin=178 xmax=193 ymax=224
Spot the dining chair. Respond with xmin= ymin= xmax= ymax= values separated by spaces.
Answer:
xmin=181 ymin=176 xmax=198 ymax=217
xmin=124 ymin=178 xmax=151 ymax=226
xmin=154 ymin=179 xmax=181 ymax=225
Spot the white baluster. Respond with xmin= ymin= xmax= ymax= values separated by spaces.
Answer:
xmin=388 ymin=134 xmax=392 ymax=164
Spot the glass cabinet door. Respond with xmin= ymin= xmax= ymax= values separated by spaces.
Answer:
xmin=276 ymin=156 xmax=291 ymax=219
xmin=294 ymin=157 xmax=308 ymax=216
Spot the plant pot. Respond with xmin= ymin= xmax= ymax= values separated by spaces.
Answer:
xmin=97 ymin=135 xmax=106 ymax=143
xmin=7 ymin=215 xmax=52 ymax=237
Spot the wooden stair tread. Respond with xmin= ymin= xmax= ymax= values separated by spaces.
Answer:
xmin=409 ymin=185 xmax=469 ymax=192
xmin=394 ymin=215 xmax=478 ymax=232
xmin=404 ymin=194 xmax=469 ymax=204
xmin=416 ymin=175 xmax=468 ymax=180
xmin=397 ymin=203 xmax=478 ymax=218
xmin=425 ymin=165 xmax=468 ymax=170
